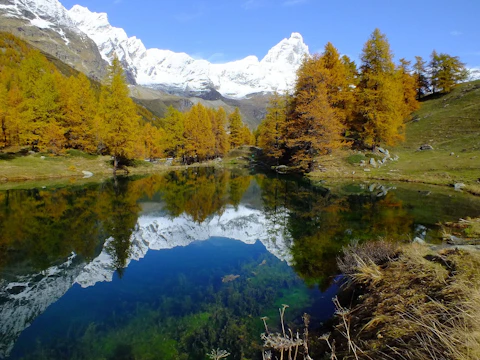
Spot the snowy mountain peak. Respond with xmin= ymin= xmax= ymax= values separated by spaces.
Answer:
xmin=261 ymin=32 xmax=309 ymax=66
xmin=0 ymin=0 xmax=74 ymax=28
xmin=3 ymin=0 xmax=310 ymax=98
xmin=67 ymin=5 xmax=310 ymax=98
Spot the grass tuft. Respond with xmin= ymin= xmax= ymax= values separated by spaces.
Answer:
xmin=333 ymin=239 xmax=480 ymax=359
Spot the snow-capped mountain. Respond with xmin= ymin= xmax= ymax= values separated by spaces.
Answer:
xmin=68 ymin=4 xmax=309 ymax=98
xmin=0 ymin=204 xmax=292 ymax=358
xmin=0 ymin=0 xmax=309 ymax=98
xmin=0 ymin=0 xmax=107 ymax=79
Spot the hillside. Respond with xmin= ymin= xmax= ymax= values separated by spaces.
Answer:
xmin=130 ymin=85 xmax=270 ymax=129
xmin=310 ymin=80 xmax=480 ymax=193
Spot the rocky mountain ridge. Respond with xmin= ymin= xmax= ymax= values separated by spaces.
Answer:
xmin=0 ymin=0 xmax=310 ymax=99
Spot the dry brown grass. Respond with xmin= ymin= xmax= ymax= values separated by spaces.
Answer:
xmin=333 ymin=241 xmax=480 ymax=360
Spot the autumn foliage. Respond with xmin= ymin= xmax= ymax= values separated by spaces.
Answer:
xmin=0 ymin=33 xmax=254 ymax=169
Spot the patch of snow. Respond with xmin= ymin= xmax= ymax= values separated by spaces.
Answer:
xmin=30 ymin=17 xmax=52 ymax=29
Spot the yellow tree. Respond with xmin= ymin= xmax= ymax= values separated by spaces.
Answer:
xmin=98 ymin=57 xmax=140 ymax=172
xmin=258 ymin=92 xmax=287 ymax=163
xmin=210 ymin=107 xmax=229 ymax=157
xmin=320 ymin=43 xmax=356 ymax=127
xmin=0 ymin=83 xmax=7 ymax=147
xmin=433 ymin=53 xmax=468 ymax=93
xmin=240 ymin=124 xmax=254 ymax=146
xmin=142 ymin=122 xmax=165 ymax=161
xmin=5 ymin=85 xmax=24 ymax=146
xmin=30 ymin=71 xmax=65 ymax=153
xmin=285 ymin=56 xmax=344 ymax=172
xmin=356 ymin=28 xmax=405 ymax=147
xmin=397 ymin=59 xmax=420 ymax=118
xmin=61 ymin=73 xmax=97 ymax=152
xmin=183 ymin=103 xmax=215 ymax=163
xmin=228 ymin=107 xmax=243 ymax=149
xmin=162 ymin=106 xmax=185 ymax=158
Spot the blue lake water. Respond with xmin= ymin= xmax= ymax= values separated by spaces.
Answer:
xmin=1 ymin=168 xmax=479 ymax=359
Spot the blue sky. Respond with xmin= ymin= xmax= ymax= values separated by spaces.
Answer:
xmin=61 ymin=0 xmax=480 ymax=69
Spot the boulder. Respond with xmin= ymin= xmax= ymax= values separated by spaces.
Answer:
xmin=419 ymin=144 xmax=434 ymax=151
xmin=369 ymin=158 xmax=377 ymax=167
xmin=377 ymin=147 xmax=390 ymax=156
xmin=454 ymin=183 xmax=466 ymax=191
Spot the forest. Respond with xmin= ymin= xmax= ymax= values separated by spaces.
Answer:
xmin=0 ymin=29 xmax=468 ymax=174
xmin=257 ymin=29 xmax=468 ymax=172
xmin=0 ymin=33 xmax=253 ymax=171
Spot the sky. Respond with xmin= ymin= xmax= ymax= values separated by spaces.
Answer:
xmin=61 ymin=0 xmax=480 ymax=69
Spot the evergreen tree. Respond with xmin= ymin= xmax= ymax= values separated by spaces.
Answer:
xmin=356 ymin=28 xmax=405 ymax=147
xmin=98 ymin=57 xmax=140 ymax=172
xmin=228 ymin=108 xmax=243 ymax=149
xmin=429 ymin=50 xmax=440 ymax=94
xmin=413 ymin=56 xmax=429 ymax=99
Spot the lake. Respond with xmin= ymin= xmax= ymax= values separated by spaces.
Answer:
xmin=1 ymin=168 xmax=479 ymax=359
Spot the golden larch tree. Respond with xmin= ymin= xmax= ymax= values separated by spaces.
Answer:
xmin=257 ymin=92 xmax=287 ymax=164
xmin=285 ymin=56 xmax=344 ymax=172
xmin=183 ymin=103 xmax=215 ymax=162
xmin=98 ymin=57 xmax=140 ymax=172
xmin=320 ymin=42 xmax=356 ymax=127
xmin=397 ymin=59 xmax=420 ymax=118
xmin=161 ymin=106 xmax=185 ymax=159
xmin=356 ymin=28 xmax=405 ymax=147
xmin=228 ymin=107 xmax=243 ymax=149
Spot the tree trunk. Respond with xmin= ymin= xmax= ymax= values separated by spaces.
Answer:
xmin=113 ymin=155 xmax=118 ymax=173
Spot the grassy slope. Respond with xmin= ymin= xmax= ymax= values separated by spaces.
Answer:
xmin=310 ymin=80 xmax=480 ymax=194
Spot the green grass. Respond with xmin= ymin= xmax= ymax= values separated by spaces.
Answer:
xmin=310 ymin=80 xmax=480 ymax=193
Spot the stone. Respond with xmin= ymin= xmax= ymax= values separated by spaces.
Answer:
xmin=364 ymin=169 xmax=371 ymax=172
xmin=413 ymin=237 xmax=426 ymax=245
xmin=450 ymin=152 xmax=455 ymax=156
xmin=454 ymin=183 xmax=465 ymax=191
xmin=82 ymin=171 xmax=93 ymax=179
xmin=377 ymin=147 xmax=390 ymax=156
xmin=419 ymin=144 xmax=434 ymax=151
xmin=369 ymin=158 xmax=377 ymax=167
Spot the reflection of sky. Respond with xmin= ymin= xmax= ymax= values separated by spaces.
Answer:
xmin=9 ymin=238 xmax=330 ymax=359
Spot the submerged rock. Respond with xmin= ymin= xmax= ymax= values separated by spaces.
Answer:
xmin=222 ymin=274 xmax=240 ymax=283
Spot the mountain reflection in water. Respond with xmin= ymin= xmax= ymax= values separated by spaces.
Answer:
xmin=1 ymin=168 xmax=479 ymax=359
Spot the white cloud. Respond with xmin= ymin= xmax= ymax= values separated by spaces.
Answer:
xmin=450 ymin=30 xmax=463 ymax=36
